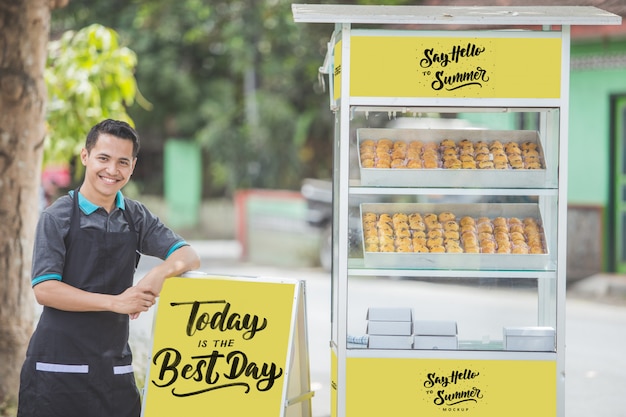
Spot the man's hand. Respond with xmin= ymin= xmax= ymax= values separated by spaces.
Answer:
xmin=135 ymin=245 xmax=201 ymax=297
xmin=112 ymin=285 xmax=156 ymax=319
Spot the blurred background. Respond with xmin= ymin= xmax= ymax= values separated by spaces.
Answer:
xmin=43 ymin=0 xmax=626 ymax=281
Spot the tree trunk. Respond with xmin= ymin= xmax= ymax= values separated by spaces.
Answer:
xmin=0 ymin=0 xmax=51 ymax=411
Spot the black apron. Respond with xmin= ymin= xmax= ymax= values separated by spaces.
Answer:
xmin=18 ymin=190 xmax=141 ymax=417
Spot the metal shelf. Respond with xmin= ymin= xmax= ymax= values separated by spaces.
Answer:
xmin=349 ymin=184 xmax=559 ymax=196
xmin=347 ymin=259 xmax=556 ymax=278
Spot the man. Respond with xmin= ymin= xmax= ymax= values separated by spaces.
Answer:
xmin=18 ymin=119 xmax=201 ymax=417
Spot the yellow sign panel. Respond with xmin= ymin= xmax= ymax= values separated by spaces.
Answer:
xmin=337 ymin=34 xmax=561 ymax=99
xmin=333 ymin=39 xmax=342 ymax=102
xmin=341 ymin=356 xmax=556 ymax=416
xmin=143 ymin=277 xmax=297 ymax=417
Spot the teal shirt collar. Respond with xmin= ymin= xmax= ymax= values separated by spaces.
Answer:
xmin=69 ymin=190 xmax=125 ymax=214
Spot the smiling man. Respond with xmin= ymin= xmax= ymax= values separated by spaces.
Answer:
xmin=18 ymin=119 xmax=201 ymax=417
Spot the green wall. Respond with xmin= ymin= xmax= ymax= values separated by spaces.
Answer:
xmin=568 ymin=67 xmax=626 ymax=205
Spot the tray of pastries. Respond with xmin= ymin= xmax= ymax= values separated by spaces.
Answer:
xmin=357 ymin=128 xmax=552 ymax=188
xmin=360 ymin=203 xmax=553 ymax=271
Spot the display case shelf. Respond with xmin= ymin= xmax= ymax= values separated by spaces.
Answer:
xmin=346 ymin=262 xmax=557 ymax=277
xmin=349 ymin=186 xmax=559 ymax=196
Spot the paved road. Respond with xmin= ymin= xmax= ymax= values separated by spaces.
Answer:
xmin=132 ymin=246 xmax=626 ymax=417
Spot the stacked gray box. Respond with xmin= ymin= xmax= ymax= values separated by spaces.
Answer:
xmin=413 ymin=320 xmax=458 ymax=350
xmin=503 ymin=326 xmax=555 ymax=351
xmin=366 ymin=308 xmax=413 ymax=349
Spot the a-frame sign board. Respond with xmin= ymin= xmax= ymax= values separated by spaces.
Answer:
xmin=141 ymin=274 xmax=313 ymax=417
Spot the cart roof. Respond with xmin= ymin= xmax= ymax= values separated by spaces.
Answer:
xmin=292 ymin=4 xmax=621 ymax=26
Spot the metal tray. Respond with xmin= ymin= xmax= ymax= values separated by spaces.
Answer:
xmin=357 ymin=128 xmax=548 ymax=188
xmin=360 ymin=203 xmax=553 ymax=271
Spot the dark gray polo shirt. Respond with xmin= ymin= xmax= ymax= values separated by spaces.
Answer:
xmin=32 ymin=190 xmax=189 ymax=286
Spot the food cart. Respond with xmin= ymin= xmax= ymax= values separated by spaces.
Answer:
xmin=292 ymin=5 xmax=621 ymax=417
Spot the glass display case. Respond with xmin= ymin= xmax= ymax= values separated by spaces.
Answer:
xmin=293 ymin=4 xmax=620 ymax=417
xmin=342 ymin=108 xmax=560 ymax=352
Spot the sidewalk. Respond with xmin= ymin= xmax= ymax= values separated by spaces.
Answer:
xmin=568 ymin=272 xmax=626 ymax=304
xmin=188 ymin=239 xmax=242 ymax=261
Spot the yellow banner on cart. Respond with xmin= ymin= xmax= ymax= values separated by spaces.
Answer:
xmin=334 ymin=35 xmax=561 ymax=99
xmin=143 ymin=277 xmax=297 ymax=417
xmin=338 ymin=355 xmax=556 ymax=417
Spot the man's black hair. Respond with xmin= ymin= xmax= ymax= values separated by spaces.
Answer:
xmin=85 ymin=119 xmax=140 ymax=157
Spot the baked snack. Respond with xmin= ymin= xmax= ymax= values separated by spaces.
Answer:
xmin=363 ymin=211 xmax=546 ymax=255
xmin=439 ymin=211 xmax=456 ymax=222
xmin=407 ymin=159 xmax=423 ymax=168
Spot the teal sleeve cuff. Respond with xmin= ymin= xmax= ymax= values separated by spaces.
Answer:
xmin=32 ymin=274 xmax=62 ymax=287
xmin=165 ymin=241 xmax=188 ymax=259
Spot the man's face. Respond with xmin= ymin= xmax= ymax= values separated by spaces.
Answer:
xmin=80 ymin=133 xmax=136 ymax=208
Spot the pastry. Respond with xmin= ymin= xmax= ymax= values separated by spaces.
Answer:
xmin=424 ymin=213 xmax=438 ymax=223
xmin=377 ymin=138 xmax=393 ymax=148
xmin=490 ymin=140 xmax=504 ymax=151
xmin=407 ymin=148 xmax=421 ymax=159
xmin=443 ymin=220 xmax=459 ymax=231
xmin=407 ymin=159 xmax=423 ymax=168
xmin=513 ymin=244 xmax=530 ymax=254
xmin=430 ymin=245 xmax=446 ymax=253
xmin=427 ymin=229 xmax=443 ymax=239
xmin=497 ymin=245 xmax=512 ymax=254
xmin=530 ymin=245 xmax=544 ymax=254
xmin=391 ymin=149 xmax=406 ymax=160
xmin=365 ymin=243 xmax=379 ymax=252
xmin=521 ymin=141 xmax=538 ymax=151
xmin=465 ymin=245 xmax=480 ymax=254
xmin=460 ymin=224 xmax=477 ymax=234
xmin=396 ymin=244 xmax=412 ymax=252
xmin=412 ymin=230 xmax=426 ymax=239
xmin=522 ymin=149 xmax=539 ymax=158
xmin=380 ymin=243 xmax=395 ymax=252
xmin=413 ymin=244 xmax=429 ymax=253
xmin=410 ymin=220 xmax=426 ymax=231
xmin=459 ymin=216 xmax=476 ymax=227
xmin=444 ymin=230 xmax=460 ymax=240
xmin=477 ymin=222 xmax=494 ymax=234
xmin=439 ymin=211 xmax=456 ymax=222
xmin=493 ymin=217 xmax=507 ymax=227
xmin=442 ymin=147 xmax=457 ymax=159
xmin=393 ymin=212 xmax=408 ymax=222
xmin=378 ymin=213 xmax=393 ymax=224
xmin=444 ymin=159 xmax=462 ymax=169
xmin=363 ymin=212 xmax=377 ymax=222
xmin=408 ymin=212 xmax=422 ymax=222
xmin=427 ymin=237 xmax=444 ymax=248
xmin=475 ymin=153 xmax=490 ymax=162
xmin=440 ymin=139 xmax=456 ymax=148
xmin=446 ymin=244 xmax=464 ymax=253
xmin=395 ymin=228 xmax=411 ymax=238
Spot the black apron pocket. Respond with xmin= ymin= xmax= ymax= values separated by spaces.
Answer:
xmin=32 ymin=362 xmax=95 ymax=417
